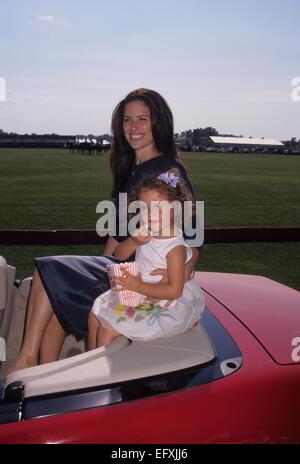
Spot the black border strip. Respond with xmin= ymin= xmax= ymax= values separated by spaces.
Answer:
xmin=0 ymin=228 xmax=299 ymax=245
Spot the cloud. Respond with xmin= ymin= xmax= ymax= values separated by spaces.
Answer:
xmin=33 ymin=15 xmax=70 ymax=28
xmin=36 ymin=15 xmax=55 ymax=23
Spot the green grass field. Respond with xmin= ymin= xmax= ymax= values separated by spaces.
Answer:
xmin=0 ymin=148 xmax=299 ymax=290
xmin=0 ymin=241 xmax=299 ymax=291
xmin=0 ymin=148 xmax=299 ymax=228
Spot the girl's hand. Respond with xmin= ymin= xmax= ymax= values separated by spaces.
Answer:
xmin=112 ymin=269 xmax=142 ymax=293
xmin=131 ymin=224 xmax=151 ymax=246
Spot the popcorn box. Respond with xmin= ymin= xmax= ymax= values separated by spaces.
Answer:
xmin=106 ymin=262 xmax=142 ymax=306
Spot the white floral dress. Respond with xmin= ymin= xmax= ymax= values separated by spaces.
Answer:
xmin=92 ymin=235 xmax=205 ymax=341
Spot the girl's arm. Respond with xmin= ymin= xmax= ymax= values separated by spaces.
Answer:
xmin=102 ymin=235 xmax=138 ymax=260
xmin=114 ymin=226 xmax=151 ymax=261
xmin=113 ymin=237 xmax=139 ymax=261
xmin=116 ymin=245 xmax=186 ymax=300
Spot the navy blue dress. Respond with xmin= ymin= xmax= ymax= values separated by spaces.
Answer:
xmin=35 ymin=154 xmax=196 ymax=338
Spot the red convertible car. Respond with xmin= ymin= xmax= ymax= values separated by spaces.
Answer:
xmin=0 ymin=261 xmax=299 ymax=444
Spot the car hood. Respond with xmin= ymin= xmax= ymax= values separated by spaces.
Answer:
xmin=197 ymin=272 xmax=300 ymax=365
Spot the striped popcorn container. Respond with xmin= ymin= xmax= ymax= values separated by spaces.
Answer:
xmin=106 ymin=262 xmax=142 ymax=306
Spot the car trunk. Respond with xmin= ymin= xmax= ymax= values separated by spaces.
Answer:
xmin=197 ymin=272 xmax=300 ymax=366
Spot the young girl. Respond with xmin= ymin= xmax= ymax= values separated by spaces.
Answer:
xmin=88 ymin=169 xmax=205 ymax=348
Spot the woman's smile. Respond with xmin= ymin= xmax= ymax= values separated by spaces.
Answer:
xmin=130 ymin=134 xmax=144 ymax=141
xmin=123 ymin=100 xmax=160 ymax=161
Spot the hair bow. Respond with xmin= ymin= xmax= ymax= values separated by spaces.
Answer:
xmin=157 ymin=172 xmax=179 ymax=188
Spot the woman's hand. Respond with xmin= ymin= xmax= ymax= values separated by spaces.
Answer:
xmin=149 ymin=268 xmax=168 ymax=283
xmin=150 ymin=262 xmax=194 ymax=284
xmin=147 ymin=268 xmax=171 ymax=307
xmin=185 ymin=260 xmax=194 ymax=282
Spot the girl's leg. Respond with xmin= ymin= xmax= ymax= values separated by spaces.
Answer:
xmin=88 ymin=312 xmax=101 ymax=350
xmin=5 ymin=268 xmax=55 ymax=376
xmin=96 ymin=324 xmax=120 ymax=348
xmin=39 ymin=314 xmax=66 ymax=364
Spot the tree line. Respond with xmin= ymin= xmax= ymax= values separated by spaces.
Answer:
xmin=1 ymin=128 xmax=300 ymax=152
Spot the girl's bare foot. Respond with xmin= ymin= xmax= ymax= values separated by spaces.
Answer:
xmin=3 ymin=354 xmax=38 ymax=380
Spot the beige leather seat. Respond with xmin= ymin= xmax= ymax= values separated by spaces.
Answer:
xmin=0 ymin=256 xmax=16 ymax=362
xmin=6 ymin=334 xmax=130 ymax=385
xmin=7 ymin=323 xmax=215 ymax=399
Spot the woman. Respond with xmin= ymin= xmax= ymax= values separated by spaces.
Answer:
xmin=6 ymin=88 xmax=200 ymax=376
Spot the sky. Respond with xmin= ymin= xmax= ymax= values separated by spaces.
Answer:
xmin=0 ymin=0 xmax=300 ymax=139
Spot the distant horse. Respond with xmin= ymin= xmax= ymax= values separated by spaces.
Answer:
xmin=66 ymin=141 xmax=76 ymax=153
xmin=95 ymin=143 xmax=103 ymax=155
xmin=78 ymin=142 xmax=92 ymax=155
xmin=67 ymin=140 xmax=111 ymax=155
xmin=94 ymin=142 xmax=111 ymax=155
xmin=101 ymin=143 xmax=111 ymax=155
xmin=85 ymin=143 xmax=95 ymax=155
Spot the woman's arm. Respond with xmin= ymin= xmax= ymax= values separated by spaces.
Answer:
xmin=191 ymin=247 xmax=200 ymax=266
xmin=186 ymin=247 xmax=200 ymax=278
xmin=102 ymin=235 xmax=119 ymax=256
xmin=115 ymin=245 xmax=186 ymax=300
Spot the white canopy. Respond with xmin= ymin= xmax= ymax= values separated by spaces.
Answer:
xmin=210 ymin=136 xmax=283 ymax=146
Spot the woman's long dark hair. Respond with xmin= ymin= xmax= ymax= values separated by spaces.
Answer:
xmin=110 ymin=88 xmax=178 ymax=198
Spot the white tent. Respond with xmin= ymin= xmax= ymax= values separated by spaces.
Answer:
xmin=210 ymin=136 xmax=283 ymax=147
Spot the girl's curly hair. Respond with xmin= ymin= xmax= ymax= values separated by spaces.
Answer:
xmin=128 ymin=168 xmax=195 ymax=216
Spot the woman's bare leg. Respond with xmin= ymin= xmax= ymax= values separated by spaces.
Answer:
xmin=5 ymin=267 xmax=55 ymax=376
xmin=88 ymin=312 xmax=101 ymax=350
xmin=39 ymin=314 xmax=66 ymax=364
xmin=96 ymin=324 xmax=120 ymax=348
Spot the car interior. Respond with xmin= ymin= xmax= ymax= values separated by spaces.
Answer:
xmin=0 ymin=256 xmax=215 ymax=399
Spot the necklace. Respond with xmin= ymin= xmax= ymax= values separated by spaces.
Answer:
xmin=131 ymin=153 xmax=161 ymax=175
xmin=132 ymin=162 xmax=142 ymax=175
xmin=132 ymin=153 xmax=162 ymax=175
